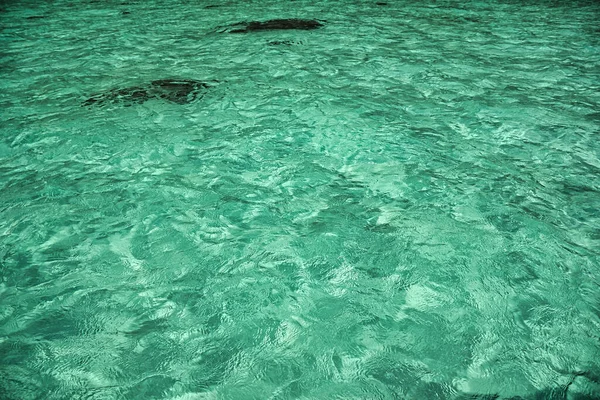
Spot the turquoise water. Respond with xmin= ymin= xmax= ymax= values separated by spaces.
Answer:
xmin=1 ymin=0 xmax=600 ymax=398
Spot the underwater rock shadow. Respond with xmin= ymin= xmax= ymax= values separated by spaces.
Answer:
xmin=218 ymin=18 xmax=324 ymax=33
xmin=82 ymin=79 xmax=216 ymax=108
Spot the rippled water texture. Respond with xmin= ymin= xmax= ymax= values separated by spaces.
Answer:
xmin=1 ymin=0 xmax=599 ymax=399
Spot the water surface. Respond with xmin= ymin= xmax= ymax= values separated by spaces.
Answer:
xmin=1 ymin=0 xmax=599 ymax=399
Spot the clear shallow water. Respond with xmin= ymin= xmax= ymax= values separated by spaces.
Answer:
xmin=1 ymin=0 xmax=599 ymax=398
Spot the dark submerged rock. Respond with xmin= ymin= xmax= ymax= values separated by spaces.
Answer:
xmin=83 ymin=79 xmax=212 ymax=107
xmin=225 ymin=18 xmax=323 ymax=33
xmin=150 ymin=79 xmax=210 ymax=104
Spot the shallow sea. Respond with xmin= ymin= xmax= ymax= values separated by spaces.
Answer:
xmin=1 ymin=0 xmax=599 ymax=399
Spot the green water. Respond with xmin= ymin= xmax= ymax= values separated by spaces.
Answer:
xmin=1 ymin=0 xmax=599 ymax=399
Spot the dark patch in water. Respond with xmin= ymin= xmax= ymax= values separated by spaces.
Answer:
xmin=83 ymin=79 xmax=214 ymax=107
xmin=267 ymin=40 xmax=303 ymax=46
xmin=26 ymin=15 xmax=46 ymax=20
xmin=462 ymin=16 xmax=481 ymax=23
xmin=222 ymin=18 xmax=324 ymax=33
xmin=149 ymin=79 xmax=210 ymax=104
